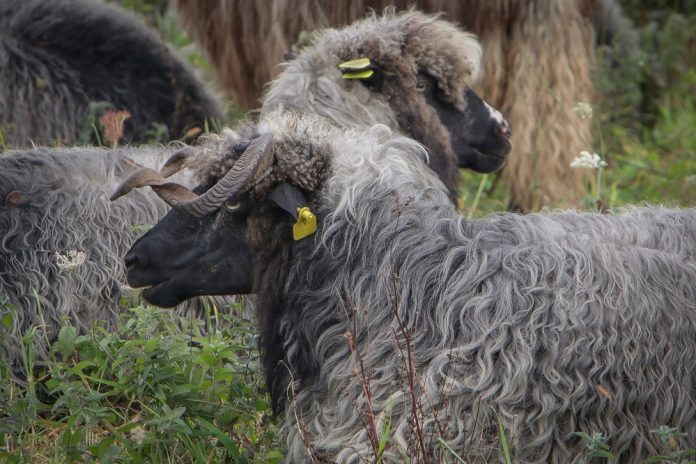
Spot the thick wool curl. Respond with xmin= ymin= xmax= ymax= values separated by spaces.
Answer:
xmin=0 ymin=148 xmax=233 ymax=371
xmin=173 ymin=0 xmax=602 ymax=210
xmin=215 ymin=113 xmax=696 ymax=463
xmin=0 ymin=0 xmax=221 ymax=147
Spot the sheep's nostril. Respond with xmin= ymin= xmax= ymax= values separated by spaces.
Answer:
xmin=124 ymin=251 xmax=144 ymax=270
xmin=496 ymin=120 xmax=512 ymax=139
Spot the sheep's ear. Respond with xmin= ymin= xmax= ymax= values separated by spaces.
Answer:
xmin=3 ymin=191 xmax=29 ymax=208
xmin=268 ymin=183 xmax=306 ymax=220
xmin=268 ymin=183 xmax=317 ymax=241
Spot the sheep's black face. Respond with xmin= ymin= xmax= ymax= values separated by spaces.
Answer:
xmin=422 ymin=75 xmax=512 ymax=173
xmin=124 ymin=190 xmax=255 ymax=307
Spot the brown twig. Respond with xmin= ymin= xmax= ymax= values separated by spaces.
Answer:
xmin=284 ymin=362 xmax=321 ymax=464
xmin=345 ymin=329 xmax=381 ymax=456
xmin=388 ymin=270 xmax=429 ymax=464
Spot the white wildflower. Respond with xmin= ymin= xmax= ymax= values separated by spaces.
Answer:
xmin=54 ymin=250 xmax=86 ymax=271
xmin=570 ymin=151 xmax=607 ymax=169
xmin=574 ymin=101 xmax=594 ymax=119
xmin=129 ymin=426 xmax=147 ymax=445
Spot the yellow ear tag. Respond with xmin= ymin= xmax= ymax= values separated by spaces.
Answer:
xmin=293 ymin=207 xmax=317 ymax=241
xmin=342 ymin=69 xmax=375 ymax=80
xmin=338 ymin=57 xmax=372 ymax=70
xmin=339 ymin=57 xmax=375 ymax=80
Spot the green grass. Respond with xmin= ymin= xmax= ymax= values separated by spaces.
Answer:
xmin=0 ymin=305 xmax=283 ymax=463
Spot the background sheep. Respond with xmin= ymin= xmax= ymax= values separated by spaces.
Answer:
xmin=0 ymin=146 xmax=234 ymax=371
xmin=0 ymin=0 xmax=222 ymax=147
xmin=259 ymin=10 xmax=512 ymax=200
xmin=116 ymin=111 xmax=696 ymax=462
xmin=172 ymin=0 xmax=630 ymax=210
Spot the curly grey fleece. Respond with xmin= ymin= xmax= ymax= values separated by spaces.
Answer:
xmin=0 ymin=147 xmax=231 ymax=370
xmin=250 ymin=114 xmax=696 ymax=463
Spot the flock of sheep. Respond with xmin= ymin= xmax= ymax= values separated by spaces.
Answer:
xmin=1 ymin=0 xmax=695 ymax=462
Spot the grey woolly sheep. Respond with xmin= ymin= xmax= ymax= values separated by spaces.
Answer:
xmin=489 ymin=206 xmax=696 ymax=261
xmin=0 ymin=146 xmax=234 ymax=371
xmin=0 ymin=0 xmax=222 ymax=148
xmin=173 ymin=0 xmax=634 ymax=210
xmin=116 ymin=111 xmax=696 ymax=463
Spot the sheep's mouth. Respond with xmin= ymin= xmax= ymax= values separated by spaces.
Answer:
xmin=475 ymin=137 xmax=512 ymax=158
xmin=134 ymin=278 xmax=183 ymax=308
xmin=456 ymin=140 xmax=511 ymax=173
xmin=476 ymin=148 xmax=509 ymax=160
xmin=143 ymin=282 xmax=184 ymax=308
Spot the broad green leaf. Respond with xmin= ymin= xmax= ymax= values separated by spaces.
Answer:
xmin=54 ymin=325 xmax=78 ymax=359
xmin=1 ymin=312 xmax=13 ymax=330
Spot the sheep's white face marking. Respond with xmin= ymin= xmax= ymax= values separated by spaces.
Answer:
xmin=484 ymin=101 xmax=505 ymax=125
xmin=484 ymin=101 xmax=511 ymax=139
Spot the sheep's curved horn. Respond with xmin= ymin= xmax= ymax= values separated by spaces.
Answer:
xmin=109 ymin=167 xmax=198 ymax=205
xmin=110 ymin=147 xmax=199 ymax=203
xmin=110 ymin=167 xmax=163 ymax=201
xmin=150 ymin=183 xmax=200 ymax=206
xmin=159 ymin=147 xmax=198 ymax=178
xmin=175 ymin=133 xmax=274 ymax=217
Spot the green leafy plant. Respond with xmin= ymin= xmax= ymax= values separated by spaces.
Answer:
xmin=644 ymin=426 xmax=696 ymax=464
xmin=574 ymin=431 xmax=616 ymax=463
xmin=0 ymin=306 xmax=282 ymax=463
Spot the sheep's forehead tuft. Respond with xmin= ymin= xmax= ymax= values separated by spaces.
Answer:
xmin=253 ymin=138 xmax=331 ymax=197
xmin=187 ymin=138 xmax=331 ymax=199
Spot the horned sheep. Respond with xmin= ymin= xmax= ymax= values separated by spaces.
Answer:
xmin=0 ymin=0 xmax=222 ymax=147
xmin=116 ymin=110 xmax=696 ymax=463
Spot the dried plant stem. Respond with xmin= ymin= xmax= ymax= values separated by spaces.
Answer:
xmin=389 ymin=269 xmax=429 ymax=464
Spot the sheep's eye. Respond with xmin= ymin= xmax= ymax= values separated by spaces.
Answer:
xmin=225 ymin=201 xmax=242 ymax=212
xmin=415 ymin=80 xmax=427 ymax=93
